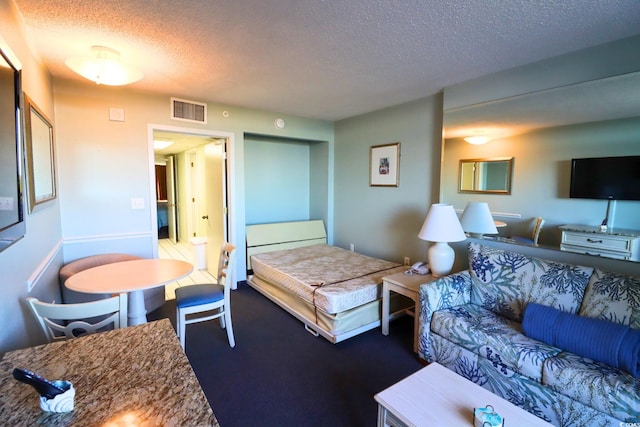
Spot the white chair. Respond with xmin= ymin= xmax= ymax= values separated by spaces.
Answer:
xmin=511 ymin=217 xmax=545 ymax=245
xmin=26 ymin=294 xmax=128 ymax=342
xmin=175 ymin=242 xmax=236 ymax=350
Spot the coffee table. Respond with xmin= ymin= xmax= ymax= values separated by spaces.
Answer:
xmin=375 ymin=363 xmax=553 ymax=427
xmin=65 ymin=259 xmax=193 ymax=326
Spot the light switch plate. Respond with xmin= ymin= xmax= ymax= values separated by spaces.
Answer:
xmin=0 ymin=197 xmax=14 ymax=211
xmin=109 ymin=107 xmax=125 ymax=122
xmin=131 ymin=198 xmax=145 ymax=209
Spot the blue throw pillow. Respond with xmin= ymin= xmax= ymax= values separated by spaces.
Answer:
xmin=523 ymin=302 xmax=640 ymax=377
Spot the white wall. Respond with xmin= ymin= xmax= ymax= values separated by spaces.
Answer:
xmin=0 ymin=0 xmax=64 ymax=352
xmin=53 ymin=79 xmax=334 ymax=287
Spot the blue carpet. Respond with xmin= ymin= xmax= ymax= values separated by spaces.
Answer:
xmin=149 ymin=281 xmax=422 ymax=427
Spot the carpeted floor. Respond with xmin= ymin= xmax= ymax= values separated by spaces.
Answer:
xmin=149 ymin=281 xmax=423 ymax=427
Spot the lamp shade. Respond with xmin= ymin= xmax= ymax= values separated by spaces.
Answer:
xmin=460 ymin=202 xmax=498 ymax=237
xmin=418 ymin=204 xmax=466 ymax=243
xmin=417 ymin=204 xmax=466 ymax=277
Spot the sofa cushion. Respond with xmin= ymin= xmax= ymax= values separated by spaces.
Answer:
xmin=543 ymin=351 xmax=640 ymax=422
xmin=579 ymin=268 xmax=640 ymax=329
xmin=431 ymin=303 xmax=561 ymax=382
xmin=432 ymin=334 xmax=621 ymax=427
xmin=468 ymin=243 xmax=593 ymax=322
xmin=431 ymin=304 xmax=499 ymax=354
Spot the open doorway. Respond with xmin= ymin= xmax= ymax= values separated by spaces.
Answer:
xmin=148 ymin=125 xmax=234 ymax=282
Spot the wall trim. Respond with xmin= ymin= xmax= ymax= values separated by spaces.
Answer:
xmin=27 ymin=239 xmax=63 ymax=292
xmin=63 ymin=231 xmax=154 ymax=245
xmin=454 ymin=209 xmax=521 ymax=219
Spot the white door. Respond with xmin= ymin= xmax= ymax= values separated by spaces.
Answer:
xmin=203 ymin=141 xmax=227 ymax=277
xmin=165 ymin=155 xmax=178 ymax=244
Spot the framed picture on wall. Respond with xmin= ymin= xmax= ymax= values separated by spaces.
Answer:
xmin=370 ymin=142 xmax=400 ymax=187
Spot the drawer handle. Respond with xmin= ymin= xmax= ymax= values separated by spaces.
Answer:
xmin=587 ymin=238 xmax=603 ymax=244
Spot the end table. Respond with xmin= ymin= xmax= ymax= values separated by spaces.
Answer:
xmin=382 ymin=271 xmax=435 ymax=353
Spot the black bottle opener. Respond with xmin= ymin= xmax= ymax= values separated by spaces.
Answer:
xmin=12 ymin=368 xmax=67 ymax=399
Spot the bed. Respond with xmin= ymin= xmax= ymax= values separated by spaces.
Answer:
xmin=246 ymin=220 xmax=411 ymax=343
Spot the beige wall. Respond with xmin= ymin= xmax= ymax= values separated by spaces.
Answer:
xmin=442 ymin=117 xmax=640 ymax=247
xmin=334 ymin=95 xmax=443 ymax=265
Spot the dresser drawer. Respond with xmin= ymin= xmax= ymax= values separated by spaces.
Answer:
xmin=560 ymin=244 xmax=631 ymax=260
xmin=561 ymin=231 xmax=634 ymax=253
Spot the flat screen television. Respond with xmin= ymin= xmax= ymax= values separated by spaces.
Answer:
xmin=570 ymin=156 xmax=640 ymax=201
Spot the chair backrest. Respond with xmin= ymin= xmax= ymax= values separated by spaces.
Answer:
xmin=531 ymin=217 xmax=545 ymax=244
xmin=27 ymin=294 xmax=128 ymax=342
xmin=216 ymin=242 xmax=237 ymax=288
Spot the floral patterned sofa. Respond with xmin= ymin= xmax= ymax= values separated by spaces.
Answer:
xmin=418 ymin=242 xmax=640 ymax=427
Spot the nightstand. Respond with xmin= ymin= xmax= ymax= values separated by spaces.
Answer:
xmin=382 ymin=271 xmax=435 ymax=353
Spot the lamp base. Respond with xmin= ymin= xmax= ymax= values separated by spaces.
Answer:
xmin=428 ymin=242 xmax=455 ymax=277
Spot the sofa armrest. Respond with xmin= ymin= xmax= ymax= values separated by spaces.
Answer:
xmin=418 ymin=270 xmax=472 ymax=362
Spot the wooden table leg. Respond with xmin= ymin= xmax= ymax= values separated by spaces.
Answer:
xmin=382 ymin=282 xmax=390 ymax=335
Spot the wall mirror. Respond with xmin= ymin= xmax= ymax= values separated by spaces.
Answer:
xmin=441 ymin=36 xmax=640 ymax=263
xmin=25 ymin=94 xmax=56 ymax=211
xmin=459 ymin=157 xmax=512 ymax=194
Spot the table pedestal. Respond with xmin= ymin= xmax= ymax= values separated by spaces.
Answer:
xmin=64 ymin=259 xmax=193 ymax=327
xmin=128 ymin=290 xmax=148 ymax=326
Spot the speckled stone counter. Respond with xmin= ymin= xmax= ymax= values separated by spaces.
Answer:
xmin=0 ymin=319 xmax=219 ymax=426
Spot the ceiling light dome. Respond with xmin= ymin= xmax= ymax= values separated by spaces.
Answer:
xmin=464 ymin=136 xmax=490 ymax=145
xmin=65 ymin=46 xmax=143 ymax=86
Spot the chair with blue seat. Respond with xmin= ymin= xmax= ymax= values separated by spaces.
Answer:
xmin=510 ymin=216 xmax=545 ymax=245
xmin=175 ymin=242 xmax=237 ymax=350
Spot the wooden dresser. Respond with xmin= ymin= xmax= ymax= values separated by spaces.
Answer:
xmin=560 ymin=224 xmax=640 ymax=261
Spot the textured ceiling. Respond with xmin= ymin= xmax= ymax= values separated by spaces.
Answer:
xmin=13 ymin=0 xmax=640 ymax=121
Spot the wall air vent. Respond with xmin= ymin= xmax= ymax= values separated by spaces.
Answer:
xmin=170 ymin=97 xmax=207 ymax=124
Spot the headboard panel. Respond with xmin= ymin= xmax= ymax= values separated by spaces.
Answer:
xmin=246 ymin=220 xmax=327 ymax=269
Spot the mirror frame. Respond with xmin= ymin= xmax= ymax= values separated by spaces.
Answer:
xmin=24 ymin=93 xmax=56 ymax=211
xmin=458 ymin=157 xmax=513 ymax=194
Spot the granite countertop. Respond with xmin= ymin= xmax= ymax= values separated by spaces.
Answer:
xmin=0 ymin=319 xmax=219 ymax=426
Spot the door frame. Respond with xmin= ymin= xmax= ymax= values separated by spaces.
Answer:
xmin=146 ymin=124 xmax=235 ymax=260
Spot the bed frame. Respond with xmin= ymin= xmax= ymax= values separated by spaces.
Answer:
xmin=246 ymin=220 xmax=409 ymax=343
xmin=246 ymin=220 xmax=327 ymax=270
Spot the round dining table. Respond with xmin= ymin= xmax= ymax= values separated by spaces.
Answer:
xmin=65 ymin=258 xmax=193 ymax=326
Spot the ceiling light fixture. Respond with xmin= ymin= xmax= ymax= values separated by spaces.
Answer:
xmin=153 ymin=140 xmax=174 ymax=150
xmin=464 ymin=136 xmax=490 ymax=145
xmin=65 ymin=46 xmax=143 ymax=86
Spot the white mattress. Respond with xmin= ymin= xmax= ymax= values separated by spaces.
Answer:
xmin=250 ymin=244 xmax=406 ymax=314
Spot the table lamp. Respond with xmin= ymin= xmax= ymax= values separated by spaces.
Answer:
xmin=418 ymin=204 xmax=467 ymax=277
xmin=460 ymin=202 xmax=498 ymax=238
